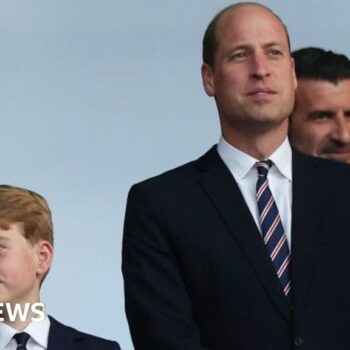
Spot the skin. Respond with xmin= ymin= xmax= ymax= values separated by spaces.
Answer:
xmin=202 ymin=4 xmax=297 ymax=160
xmin=0 ymin=224 xmax=53 ymax=330
xmin=290 ymin=79 xmax=350 ymax=164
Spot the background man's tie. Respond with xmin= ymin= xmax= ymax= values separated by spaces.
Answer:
xmin=256 ymin=160 xmax=291 ymax=296
xmin=13 ymin=332 xmax=30 ymax=350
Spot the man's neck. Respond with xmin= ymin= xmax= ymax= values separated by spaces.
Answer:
xmin=222 ymin=123 xmax=288 ymax=160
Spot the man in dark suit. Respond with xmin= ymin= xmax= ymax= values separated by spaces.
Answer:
xmin=289 ymin=47 xmax=350 ymax=164
xmin=0 ymin=185 xmax=120 ymax=350
xmin=123 ymin=3 xmax=350 ymax=350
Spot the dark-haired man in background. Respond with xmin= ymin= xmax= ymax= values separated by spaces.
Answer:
xmin=290 ymin=47 xmax=350 ymax=163
xmin=123 ymin=3 xmax=350 ymax=350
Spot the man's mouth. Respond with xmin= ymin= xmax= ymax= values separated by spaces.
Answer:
xmin=247 ymin=88 xmax=276 ymax=98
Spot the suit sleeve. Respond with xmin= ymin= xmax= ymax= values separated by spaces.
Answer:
xmin=122 ymin=184 xmax=208 ymax=350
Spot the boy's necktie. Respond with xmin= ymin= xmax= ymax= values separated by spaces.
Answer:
xmin=13 ymin=332 xmax=30 ymax=350
xmin=256 ymin=160 xmax=291 ymax=296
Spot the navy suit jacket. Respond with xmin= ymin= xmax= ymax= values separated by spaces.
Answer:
xmin=47 ymin=316 xmax=120 ymax=350
xmin=123 ymin=146 xmax=350 ymax=350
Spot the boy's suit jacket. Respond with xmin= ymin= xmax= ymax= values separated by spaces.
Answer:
xmin=123 ymin=146 xmax=350 ymax=350
xmin=47 ymin=316 xmax=120 ymax=350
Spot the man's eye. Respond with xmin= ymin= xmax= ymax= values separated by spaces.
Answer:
xmin=231 ymin=52 xmax=247 ymax=61
xmin=309 ymin=113 xmax=332 ymax=122
xmin=316 ymin=114 xmax=331 ymax=120
xmin=268 ymin=49 xmax=282 ymax=57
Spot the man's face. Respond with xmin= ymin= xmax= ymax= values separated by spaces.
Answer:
xmin=0 ymin=224 xmax=44 ymax=305
xmin=290 ymin=79 xmax=350 ymax=164
xmin=202 ymin=5 xmax=297 ymax=136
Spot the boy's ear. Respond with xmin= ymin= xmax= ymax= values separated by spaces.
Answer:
xmin=35 ymin=240 xmax=53 ymax=277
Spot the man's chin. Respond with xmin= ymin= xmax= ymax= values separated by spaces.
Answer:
xmin=321 ymin=151 xmax=350 ymax=164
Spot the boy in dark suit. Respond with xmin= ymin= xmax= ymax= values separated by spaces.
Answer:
xmin=0 ymin=185 xmax=120 ymax=349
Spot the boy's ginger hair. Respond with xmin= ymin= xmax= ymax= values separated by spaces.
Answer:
xmin=0 ymin=185 xmax=53 ymax=245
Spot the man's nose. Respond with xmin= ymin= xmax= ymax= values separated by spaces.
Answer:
xmin=331 ymin=114 xmax=350 ymax=144
xmin=251 ymin=54 xmax=270 ymax=80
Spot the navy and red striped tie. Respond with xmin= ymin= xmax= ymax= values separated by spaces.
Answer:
xmin=256 ymin=160 xmax=291 ymax=296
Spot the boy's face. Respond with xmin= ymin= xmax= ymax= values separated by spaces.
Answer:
xmin=0 ymin=224 xmax=52 ymax=305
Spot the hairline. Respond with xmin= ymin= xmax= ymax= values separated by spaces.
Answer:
xmin=203 ymin=2 xmax=291 ymax=69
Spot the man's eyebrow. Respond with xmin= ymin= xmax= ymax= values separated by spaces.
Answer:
xmin=264 ymin=42 xmax=281 ymax=47
xmin=306 ymin=110 xmax=335 ymax=118
xmin=226 ymin=44 xmax=250 ymax=52
xmin=262 ymin=42 xmax=286 ymax=50
xmin=227 ymin=42 xmax=285 ymax=53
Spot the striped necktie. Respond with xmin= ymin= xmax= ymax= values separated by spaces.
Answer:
xmin=13 ymin=332 xmax=30 ymax=350
xmin=256 ymin=160 xmax=291 ymax=296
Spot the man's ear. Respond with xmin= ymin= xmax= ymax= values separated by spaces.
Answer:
xmin=201 ymin=63 xmax=216 ymax=96
xmin=35 ymin=240 xmax=53 ymax=278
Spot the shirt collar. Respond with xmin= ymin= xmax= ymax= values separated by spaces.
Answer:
xmin=24 ymin=313 xmax=50 ymax=348
xmin=0 ymin=321 xmax=17 ymax=349
xmin=217 ymin=136 xmax=292 ymax=182
xmin=0 ymin=313 xmax=50 ymax=349
xmin=268 ymin=137 xmax=292 ymax=181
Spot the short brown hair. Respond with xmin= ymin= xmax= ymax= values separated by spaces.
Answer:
xmin=0 ymin=185 xmax=53 ymax=245
xmin=202 ymin=2 xmax=291 ymax=68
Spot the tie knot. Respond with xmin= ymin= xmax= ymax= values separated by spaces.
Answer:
xmin=256 ymin=160 xmax=272 ymax=177
xmin=13 ymin=332 xmax=30 ymax=347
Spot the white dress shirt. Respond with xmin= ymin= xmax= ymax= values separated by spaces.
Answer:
xmin=217 ymin=136 xmax=292 ymax=248
xmin=0 ymin=314 xmax=50 ymax=350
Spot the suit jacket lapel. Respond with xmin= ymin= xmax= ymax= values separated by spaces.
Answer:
xmin=47 ymin=316 xmax=84 ymax=350
xmin=196 ymin=146 xmax=291 ymax=321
